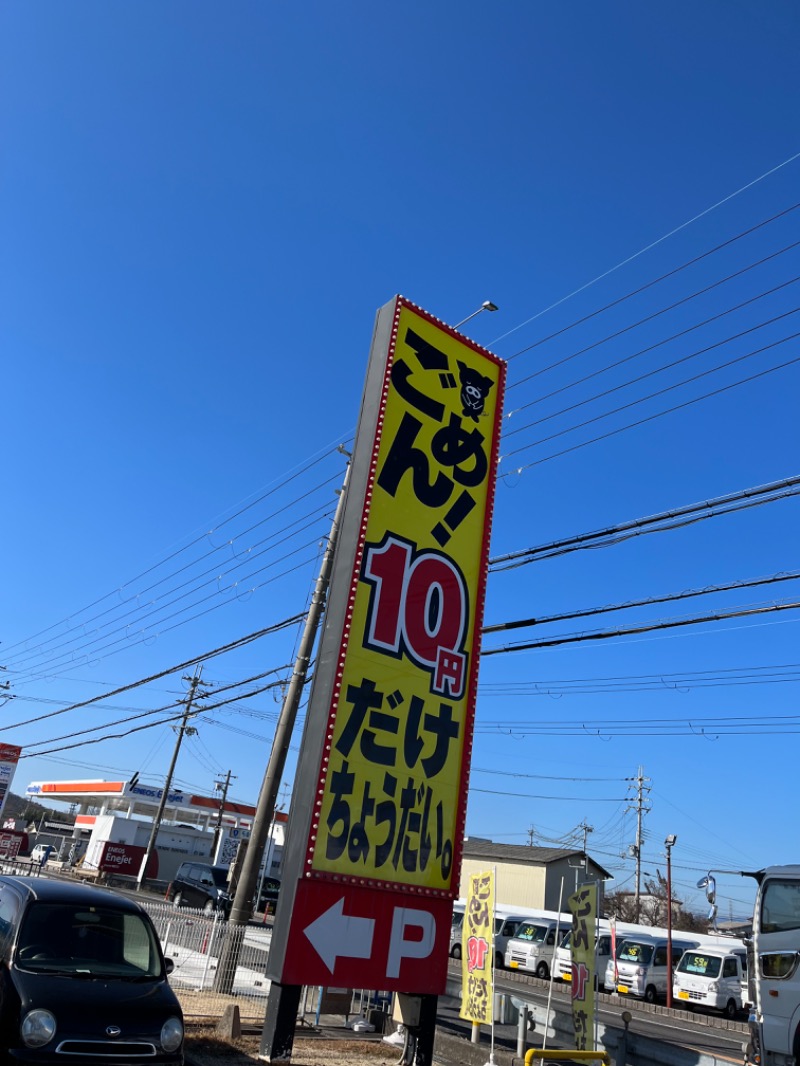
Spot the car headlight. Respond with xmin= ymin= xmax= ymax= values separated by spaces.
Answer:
xmin=161 ymin=1016 xmax=184 ymax=1053
xmin=21 ymin=1009 xmax=57 ymax=1048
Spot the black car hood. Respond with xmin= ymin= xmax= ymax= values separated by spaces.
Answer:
xmin=12 ymin=967 xmax=181 ymax=1031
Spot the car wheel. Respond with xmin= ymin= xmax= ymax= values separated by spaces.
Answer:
xmin=724 ymin=998 xmax=737 ymax=1020
xmin=451 ymin=944 xmax=461 ymax=959
xmin=644 ymin=985 xmax=658 ymax=1004
xmin=536 ymin=961 xmax=549 ymax=980
xmin=173 ymin=892 xmax=183 ymax=908
xmin=495 ymin=951 xmax=504 ymax=969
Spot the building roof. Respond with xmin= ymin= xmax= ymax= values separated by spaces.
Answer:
xmin=462 ymin=838 xmax=612 ymax=879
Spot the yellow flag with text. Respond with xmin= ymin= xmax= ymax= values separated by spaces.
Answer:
xmin=568 ymin=882 xmax=597 ymax=1050
xmin=460 ymin=870 xmax=494 ymax=1024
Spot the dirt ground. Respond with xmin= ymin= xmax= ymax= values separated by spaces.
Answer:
xmin=185 ymin=1027 xmax=399 ymax=1066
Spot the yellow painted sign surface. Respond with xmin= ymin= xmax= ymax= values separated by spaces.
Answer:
xmin=308 ymin=299 xmax=505 ymax=891
xmin=460 ymin=869 xmax=494 ymax=1024
xmin=569 ymin=883 xmax=597 ymax=1051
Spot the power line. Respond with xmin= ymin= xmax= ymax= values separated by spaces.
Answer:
xmin=507 ymin=239 xmax=800 ymax=394
xmin=6 ymin=517 xmax=332 ymax=680
xmin=501 ymin=325 xmax=800 ymax=463
xmin=0 ymin=618 xmax=303 ymax=732
xmin=505 ymin=348 xmax=800 ymax=475
xmin=505 ymin=296 xmax=800 ymax=436
xmin=506 ymin=273 xmax=800 ymax=420
xmin=479 ymin=666 xmax=800 ymax=696
xmin=2 ymin=495 xmax=334 ymax=673
xmin=483 ymin=568 xmax=800 ymax=635
xmin=490 ymin=161 xmax=800 ymax=350
xmin=490 ymin=474 xmax=800 ymax=569
xmin=470 ymin=767 xmax=622 ymax=783
xmin=2 ymin=447 xmax=345 ymax=658
xmin=481 ymin=599 xmax=800 ymax=656
xmin=11 ymin=550 xmax=319 ymax=685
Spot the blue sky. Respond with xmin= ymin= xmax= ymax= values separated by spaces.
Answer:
xmin=2 ymin=2 xmax=799 ymax=918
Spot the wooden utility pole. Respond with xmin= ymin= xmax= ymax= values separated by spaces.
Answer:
xmin=136 ymin=668 xmax=204 ymax=889
xmin=214 ymin=465 xmax=349 ymax=995
xmin=211 ymin=769 xmax=235 ymax=859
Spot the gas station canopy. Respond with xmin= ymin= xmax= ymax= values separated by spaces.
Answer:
xmin=25 ymin=778 xmax=284 ymax=834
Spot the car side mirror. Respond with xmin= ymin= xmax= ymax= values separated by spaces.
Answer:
xmin=164 ymin=957 xmax=175 ymax=975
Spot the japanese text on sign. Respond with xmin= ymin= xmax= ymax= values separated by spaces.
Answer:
xmin=309 ymin=300 xmax=505 ymax=891
xmin=460 ymin=869 xmax=494 ymax=1024
xmin=569 ymin=882 xmax=597 ymax=1052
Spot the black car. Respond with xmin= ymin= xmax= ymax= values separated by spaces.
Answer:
xmin=166 ymin=863 xmax=231 ymax=915
xmin=0 ymin=875 xmax=183 ymax=1065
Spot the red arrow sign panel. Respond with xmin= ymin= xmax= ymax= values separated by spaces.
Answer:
xmin=280 ymin=880 xmax=453 ymax=993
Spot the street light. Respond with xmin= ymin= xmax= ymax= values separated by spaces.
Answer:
xmin=453 ymin=300 xmax=499 ymax=329
xmin=665 ymin=834 xmax=677 ymax=1008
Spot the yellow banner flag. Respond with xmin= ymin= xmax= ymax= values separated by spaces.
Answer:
xmin=568 ymin=881 xmax=597 ymax=1050
xmin=460 ymin=869 xmax=494 ymax=1024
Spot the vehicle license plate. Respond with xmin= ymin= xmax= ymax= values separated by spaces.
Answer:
xmin=510 ymin=961 xmax=518 ymax=969
xmin=617 ymin=985 xmax=628 ymax=994
xmin=678 ymin=990 xmax=689 ymax=1000
xmin=562 ymin=972 xmax=572 ymax=981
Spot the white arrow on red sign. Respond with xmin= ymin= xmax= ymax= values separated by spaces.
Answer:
xmin=303 ymin=897 xmax=376 ymax=972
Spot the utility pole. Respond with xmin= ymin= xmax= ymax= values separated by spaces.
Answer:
xmin=214 ymin=464 xmax=349 ymax=995
xmin=628 ymin=766 xmax=651 ymax=924
xmin=527 ymin=825 xmax=535 ymax=846
xmin=136 ymin=668 xmax=204 ymax=889
xmin=579 ymin=820 xmax=593 ymax=884
xmin=211 ymin=770 xmax=235 ymax=860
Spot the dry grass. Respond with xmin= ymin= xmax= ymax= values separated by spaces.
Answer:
xmin=185 ymin=1026 xmax=398 ymax=1066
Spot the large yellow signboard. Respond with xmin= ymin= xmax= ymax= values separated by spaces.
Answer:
xmin=305 ymin=298 xmax=505 ymax=893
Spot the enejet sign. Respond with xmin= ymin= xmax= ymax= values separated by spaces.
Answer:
xmin=267 ymin=296 xmax=505 ymax=994
xmin=129 ymin=785 xmax=186 ymax=805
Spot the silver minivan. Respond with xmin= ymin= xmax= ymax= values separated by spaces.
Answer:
xmin=605 ymin=934 xmax=698 ymax=1003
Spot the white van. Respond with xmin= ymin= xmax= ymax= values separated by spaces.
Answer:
xmin=605 ymin=933 xmax=698 ymax=1003
xmin=505 ymin=914 xmax=572 ymax=979
xmin=674 ymin=944 xmax=747 ymax=1018
xmin=555 ymin=928 xmax=614 ymax=985
xmin=554 ymin=919 xmax=655 ymax=988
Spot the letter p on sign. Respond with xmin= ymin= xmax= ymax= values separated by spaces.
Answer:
xmin=387 ymin=908 xmax=436 ymax=978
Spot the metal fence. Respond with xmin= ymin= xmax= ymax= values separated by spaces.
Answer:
xmin=141 ymin=900 xmax=273 ymax=1024
xmin=139 ymin=899 xmax=392 ymax=1031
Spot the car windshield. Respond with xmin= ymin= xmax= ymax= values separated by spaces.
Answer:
xmin=618 ymin=940 xmax=654 ymax=965
xmin=678 ymin=951 xmax=722 ymax=978
xmin=209 ymin=868 xmax=229 ymax=889
xmin=16 ymin=902 xmax=163 ymax=979
xmin=516 ymin=923 xmax=548 ymax=943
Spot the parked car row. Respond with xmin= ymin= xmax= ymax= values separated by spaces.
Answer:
xmin=450 ymin=902 xmax=748 ymax=1017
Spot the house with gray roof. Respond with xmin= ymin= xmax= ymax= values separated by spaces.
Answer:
xmin=460 ymin=838 xmax=612 ymax=912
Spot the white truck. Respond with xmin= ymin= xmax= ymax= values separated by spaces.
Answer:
xmin=745 ymin=864 xmax=800 ymax=1066
xmin=673 ymin=941 xmax=748 ymax=1018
